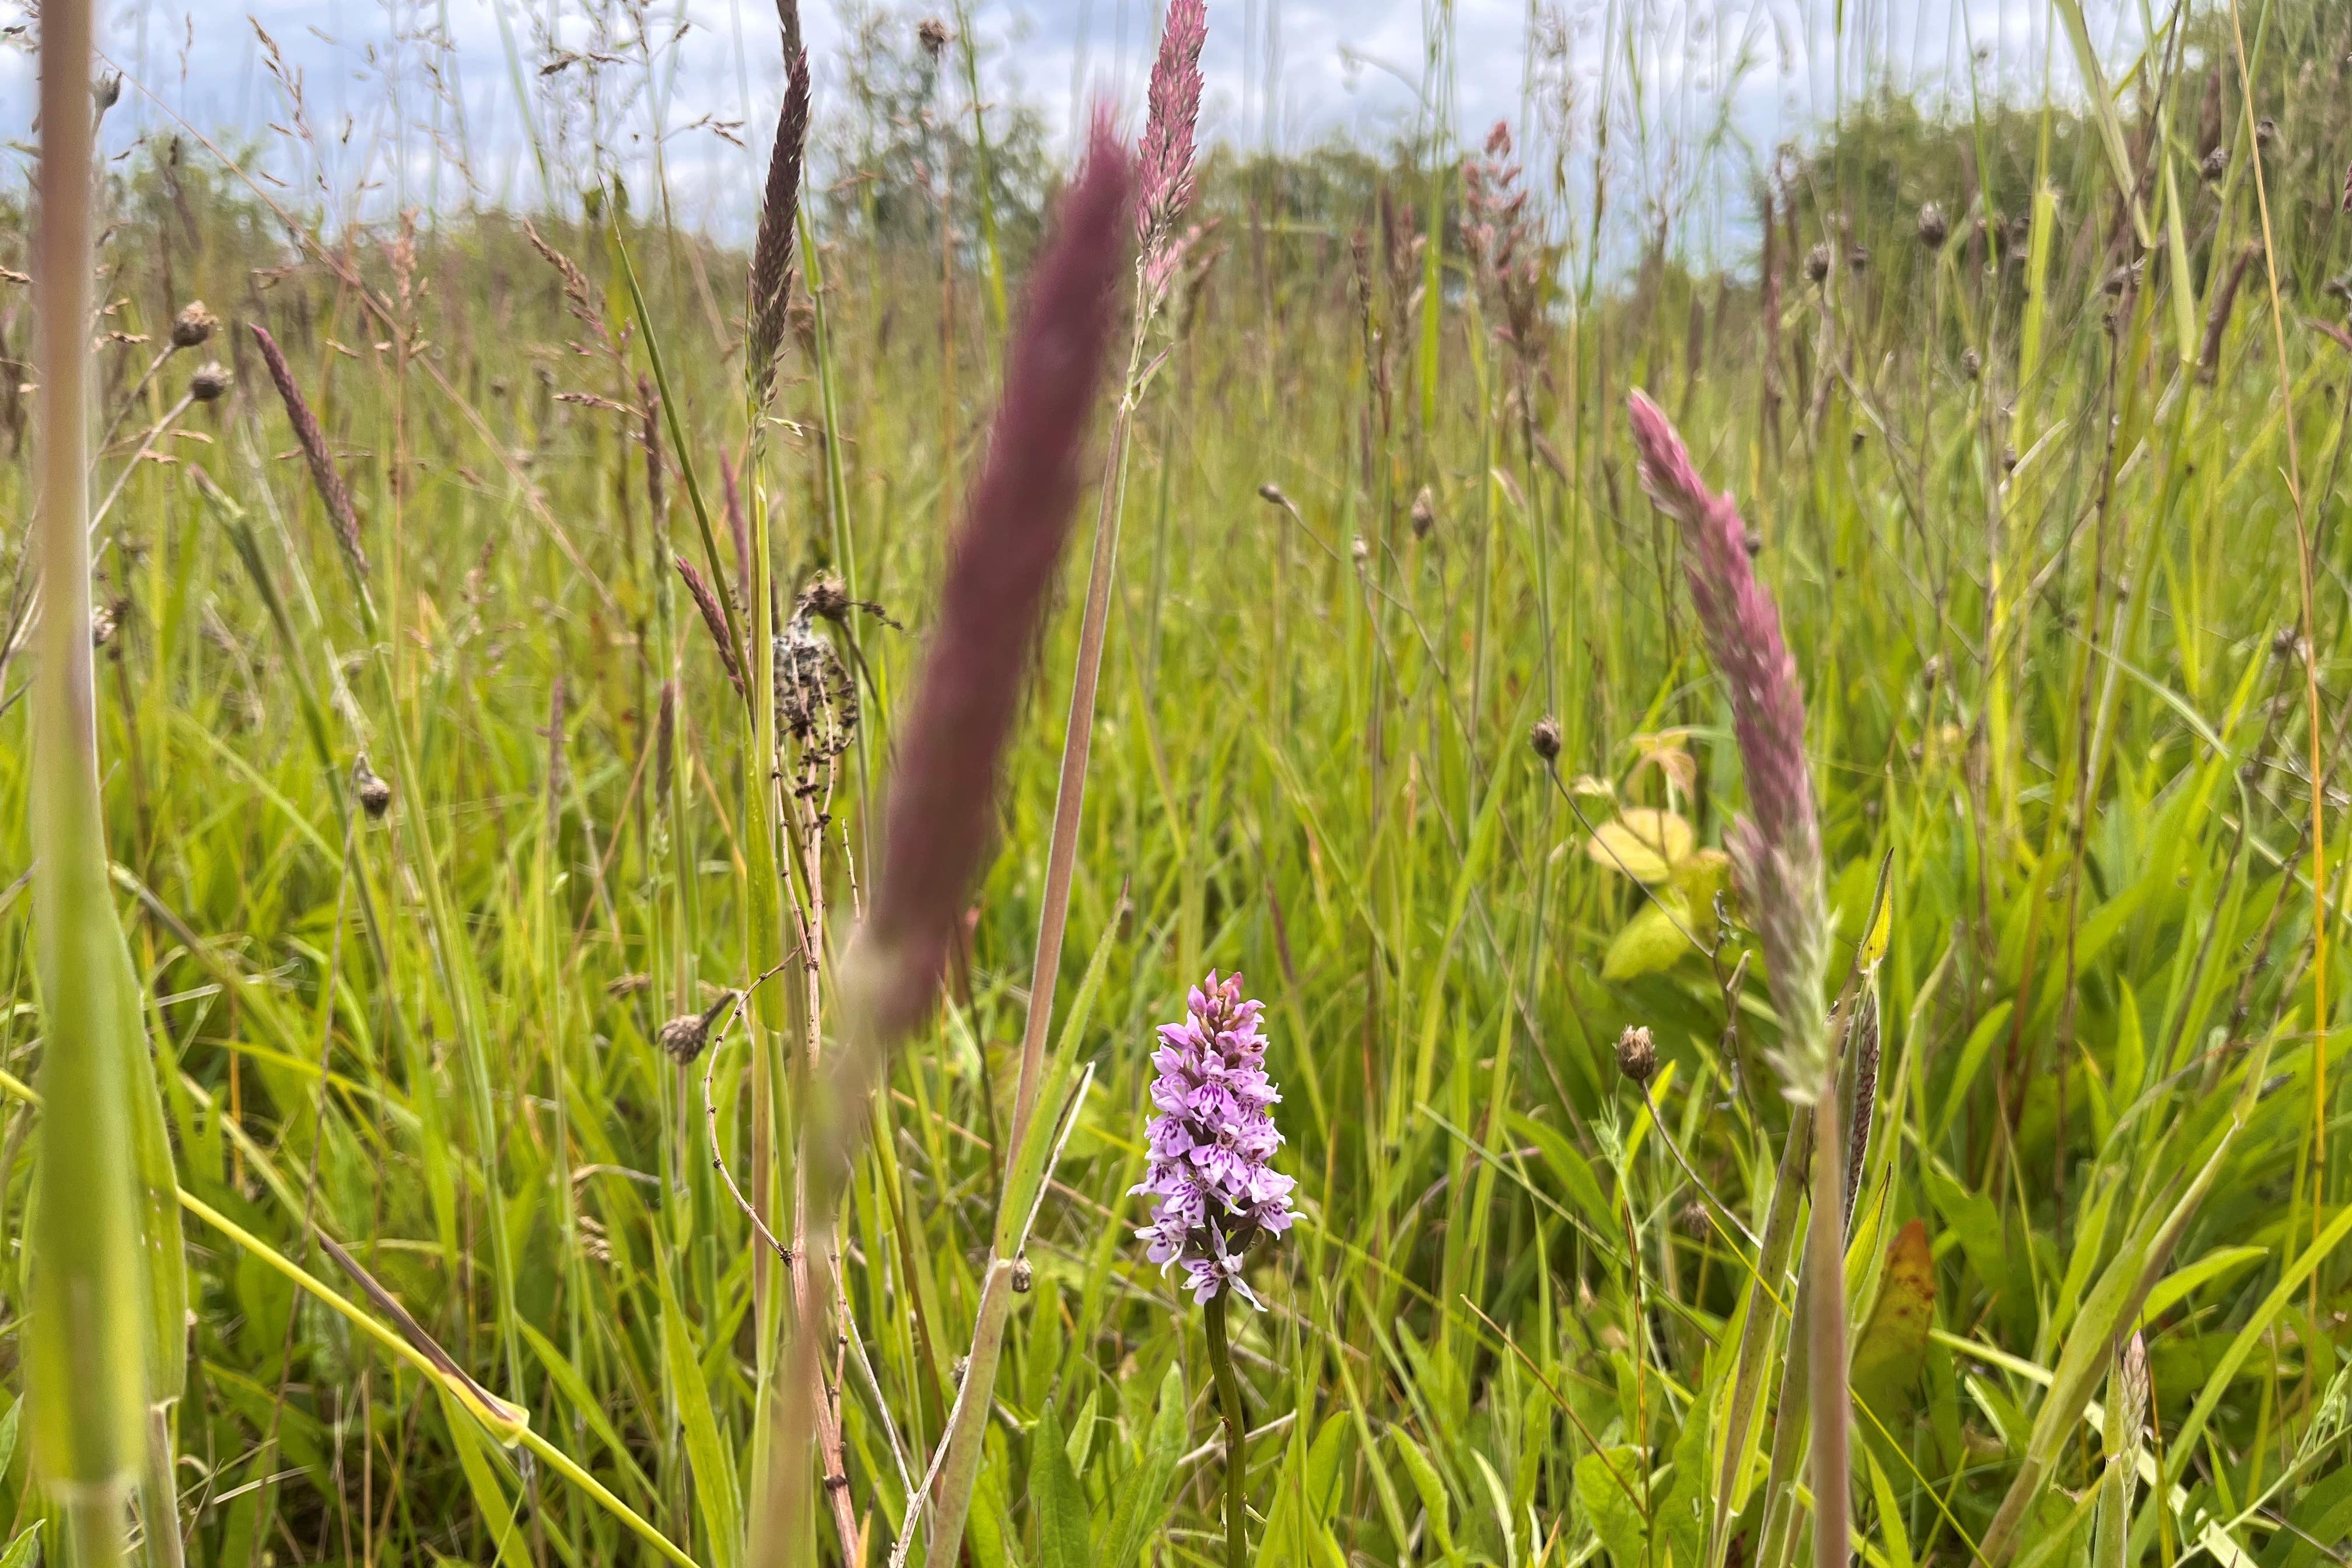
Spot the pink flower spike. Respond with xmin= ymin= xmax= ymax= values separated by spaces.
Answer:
xmin=1626 ymin=389 xmax=1831 ymax=1098
xmin=1136 ymin=0 xmax=1208 ymax=272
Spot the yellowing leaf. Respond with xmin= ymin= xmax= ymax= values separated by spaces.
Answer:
xmin=1860 ymin=884 xmax=1893 ymax=974
xmin=1629 ymin=730 xmax=1699 ymax=797
xmin=1852 ymin=1218 xmax=1936 ymax=1420
xmin=1669 ymin=848 xmax=1732 ymax=912
xmin=1585 ymin=808 xmax=1695 ymax=884
xmin=1603 ymin=898 xmax=1696 ymax=982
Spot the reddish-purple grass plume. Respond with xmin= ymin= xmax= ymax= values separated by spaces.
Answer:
xmin=858 ymin=119 xmax=1136 ymax=1038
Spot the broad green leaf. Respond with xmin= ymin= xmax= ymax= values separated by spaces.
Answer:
xmin=1658 ymin=1391 xmax=1711 ymax=1566
xmin=1102 ymin=1362 xmax=1188 ymax=1568
xmin=660 ymin=1265 xmax=741 ymax=1568
xmin=1576 ymin=1448 xmax=1648 ymax=1564
xmin=1390 ymin=1429 xmax=1456 ymax=1560
xmin=1031 ymin=1401 xmax=1091 ymax=1568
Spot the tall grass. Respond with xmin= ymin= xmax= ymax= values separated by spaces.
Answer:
xmin=4 ymin=0 xmax=2352 ymax=1564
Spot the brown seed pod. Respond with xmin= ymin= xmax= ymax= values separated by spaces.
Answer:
xmin=1804 ymin=243 xmax=1832 ymax=283
xmin=1616 ymin=1025 xmax=1657 ymax=1085
xmin=171 ymin=300 xmax=218 ymax=348
xmin=1529 ymin=715 xmax=1563 ymax=761
xmin=189 ymin=361 xmax=231 ymax=402
xmin=1409 ymin=485 xmax=1436 ymax=539
xmin=1916 ymin=202 xmax=1949 ymax=250
xmin=354 ymin=756 xmax=393 ymax=819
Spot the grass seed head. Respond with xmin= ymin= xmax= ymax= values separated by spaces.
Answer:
xmin=1628 ymin=388 xmax=1829 ymax=1098
xmin=850 ymin=115 xmax=1135 ymax=1041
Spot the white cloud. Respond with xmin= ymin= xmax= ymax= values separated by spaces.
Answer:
xmin=0 ymin=0 xmax=2149 ymax=254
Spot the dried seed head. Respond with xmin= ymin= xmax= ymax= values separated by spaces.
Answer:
xmin=917 ymin=16 xmax=950 ymax=57
xmin=1257 ymin=482 xmax=1288 ymax=506
xmin=1529 ymin=715 xmax=1563 ymax=761
xmin=2273 ymin=625 xmax=2307 ymax=661
xmin=2001 ymin=443 xmax=2019 ymax=474
xmin=171 ymin=300 xmax=218 ymax=348
xmin=189 ymin=361 xmax=231 ymax=402
xmin=2255 ymin=116 xmax=2277 ymax=149
xmin=2201 ymin=145 xmax=2229 ymax=183
xmin=1916 ymin=202 xmax=1948 ymax=250
xmin=800 ymin=572 xmax=852 ymax=623
xmin=657 ymin=1013 xmax=710 ymax=1063
xmin=1847 ymin=244 xmax=1871 ymax=273
xmin=1616 ymin=1025 xmax=1657 ymax=1085
xmin=657 ymin=991 xmax=739 ymax=1064
xmin=1804 ymin=243 xmax=1832 ymax=283
xmin=354 ymin=757 xmax=393 ymax=819
xmin=1350 ymin=534 xmax=1370 ymax=564
xmin=1961 ymin=348 xmax=1982 ymax=380
xmin=1410 ymin=485 xmax=1436 ymax=538
xmin=1010 ymin=1257 xmax=1034 ymax=1293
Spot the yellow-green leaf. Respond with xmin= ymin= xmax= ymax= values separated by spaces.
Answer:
xmin=1586 ymin=808 xmax=1695 ymax=884
xmin=1604 ymin=898 xmax=1697 ymax=982
xmin=1852 ymin=1218 xmax=1937 ymax=1420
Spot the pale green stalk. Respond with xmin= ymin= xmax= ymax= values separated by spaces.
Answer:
xmin=29 ymin=0 xmax=152 ymax=1558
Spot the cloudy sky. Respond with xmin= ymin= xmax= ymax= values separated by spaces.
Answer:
xmin=1 ymin=0 xmax=2142 ymax=254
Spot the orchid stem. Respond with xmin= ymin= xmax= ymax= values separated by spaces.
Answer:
xmin=1204 ymin=1293 xmax=1250 ymax=1568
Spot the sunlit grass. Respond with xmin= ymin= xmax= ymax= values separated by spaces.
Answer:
xmin=2 ymin=0 xmax=2350 ymax=1562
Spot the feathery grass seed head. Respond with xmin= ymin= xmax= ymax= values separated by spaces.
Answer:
xmin=1627 ymin=389 xmax=1830 ymax=1099
xmin=1136 ymin=0 xmax=1206 ymax=302
xmin=850 ymin=117 xmax=1135 ymax=1041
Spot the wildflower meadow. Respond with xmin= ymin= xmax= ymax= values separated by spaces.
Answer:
xmin=5 ymin=0 xmax=2352 ymax=1562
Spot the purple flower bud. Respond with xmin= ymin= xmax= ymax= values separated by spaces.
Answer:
xmin=1132 ymin=972 xmax=1296 ymax=1307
